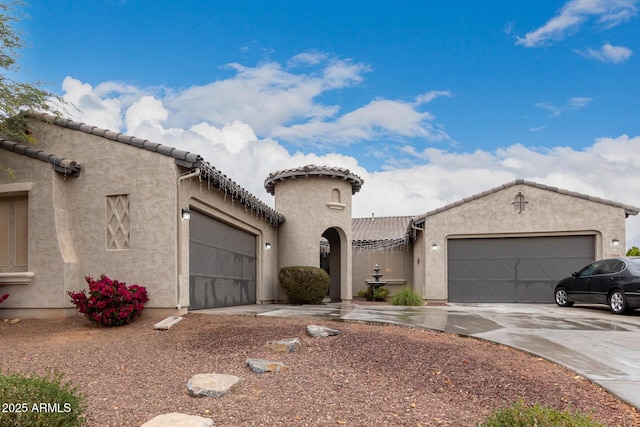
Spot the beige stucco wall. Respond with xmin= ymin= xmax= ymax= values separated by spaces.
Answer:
xmin=0 ymin=123 xmax=179 ymax=317
xmin=273 ymin=177 xmax=354 ymax=301
xmin=352 ymin=248 xmax=413 ymax=297
xmin=416 ymin=184 xmax=629 ymax=303
xmin=0 ymin=121 xmax=281 ymax=318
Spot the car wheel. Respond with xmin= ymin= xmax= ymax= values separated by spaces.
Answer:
xmin=554 ymin=288 xmax=573 ymax=307
xmin=609 ymin=290 xmax=629 ymax=314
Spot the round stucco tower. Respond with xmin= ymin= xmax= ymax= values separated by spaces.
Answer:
xmin=265 ymin=165 xmax=363 ymax=302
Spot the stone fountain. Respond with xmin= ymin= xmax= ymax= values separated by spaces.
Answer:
xmin=365 ymin=264 xmax=387 ymax=301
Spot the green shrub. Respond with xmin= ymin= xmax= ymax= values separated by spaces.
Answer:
xmin=391 ymin=287 xmax=425 ymax=306
xmin=0 ymin=369 xmax=87 ymax=427
xmin=279 ymin=266 xmax=329 ymax=304
xmin=479 ymin=398 xmax=602 ymax=427
xmin=358 ymin=287 xmax=389 ymax=301
xmin=627 ymin=246 xmax=640 ymax=256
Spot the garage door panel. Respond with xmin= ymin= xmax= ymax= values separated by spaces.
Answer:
xmin=448 ymin=236 xmax=594 ymax=303
xmin=189 ymin=211 xmax=256 ymax=309
xmin=448 ymin=260 xmax=474 ymax=280
xmin=496 ymin=240 xmax=517 ymax=257
xmin=449 ymin=282 xmax=482 ymax=301
xmin=481 ymin=281 xmax=514 ymax=302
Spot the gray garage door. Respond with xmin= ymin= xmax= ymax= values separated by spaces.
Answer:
xmin=189 ymin=210 xmax=256 ymax=309
xmin=448 ymin=235 xmax=594 ymax=303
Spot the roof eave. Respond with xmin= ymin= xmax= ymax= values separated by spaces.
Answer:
xmin=0 ymin=138 xmax=82 ymax=178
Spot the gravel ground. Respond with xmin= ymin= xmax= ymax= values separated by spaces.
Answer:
xmin=1 ymin=312 xmax=639 ymax=427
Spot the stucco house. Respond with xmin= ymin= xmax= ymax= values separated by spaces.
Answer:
xmin=1 ymin=113 xmax=638 ymax=318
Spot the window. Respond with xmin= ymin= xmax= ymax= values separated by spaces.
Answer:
xmin=577 ymin=261 xmax=599 ymax=277
xmin=0 ymin=195 xmax=28 ymax=272
xmin=596 ymin=260 xmax=624 ymax=275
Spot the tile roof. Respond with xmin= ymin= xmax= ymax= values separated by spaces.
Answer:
xmin=28 ymin=112 xmax=203 ymax=167
xmin=264 ymin=164 xmax=364 ymax=195
xmin=352 ymin=216 xmax=413 ymax=251
xmin=413 ymin=179 xmax=640 ymax=225
xmin=25 ymin=112 xmax=285 ymax=226
xmin=0 ymin=138 xmax=82 ymax=178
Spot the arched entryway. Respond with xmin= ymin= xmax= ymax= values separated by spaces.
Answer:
xmin=321 ymin=227 xmax=344 ymax=302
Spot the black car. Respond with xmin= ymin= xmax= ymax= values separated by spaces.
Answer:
xmin=554 ymin=257 xmax=640 ymax=314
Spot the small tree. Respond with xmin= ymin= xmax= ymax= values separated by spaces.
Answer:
xmin=1 ymin=1 xmax=66 ymax=174
xmin=627 ymin=246 xmax=640 ymax=256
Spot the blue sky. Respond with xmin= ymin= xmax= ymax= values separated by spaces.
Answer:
xmin=12 ymin=0 xmax=640 ymax=248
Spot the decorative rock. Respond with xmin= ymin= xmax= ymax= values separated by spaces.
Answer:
xmin=153 ymin=316 xmax=183 ymax=330
xmin=246 ymin=358 xmax=288 ymax=373
xmin=187 ymin=373 xmax=242 ymax=398
xmin=8 ymin=319 xmax=20 ymax=325
xmin=141 ymin=412 xmax=214 ymax=427
xmin=265 ymin=337 xmax=302 ymax=353
xmin=306 ymin=324 xmax=340 ymax=337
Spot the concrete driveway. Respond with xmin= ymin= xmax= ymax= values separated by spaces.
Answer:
xmin=195 ymin=302 xmax=640 ymax=410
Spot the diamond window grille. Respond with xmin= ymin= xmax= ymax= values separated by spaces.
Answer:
xmin=107 ymin=195 xmax=130 ymax=250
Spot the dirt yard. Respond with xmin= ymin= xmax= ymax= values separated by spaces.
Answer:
xmin=1 ymin=313 xmax=638 ymax=426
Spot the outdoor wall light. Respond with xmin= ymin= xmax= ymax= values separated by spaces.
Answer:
xmin=432 ymin=242 xmax=438 ymax=250
xmin=612 ymin=238 xmax=620 ymax=246
xmin=265 ymin=242 xmax=272 ymax=250
xmin=181 ymin=208 xmax=191 ymax=221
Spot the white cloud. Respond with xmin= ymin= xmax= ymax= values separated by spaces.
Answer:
xmin=415 ymin=91 xmax=452 ymax=106
xmin=516 ymin=0 xmax=638 ymax=47
xmin=535 ymin=102 xmax=562 ymax=117
xmin=568 ymin=97 xmax=592 ymax=109
xmin=360 ymin=140 xmax=640 ymax=247
xmin=125 ymin=96 xmax=169 ymax=133
xmin=162 ymin=57 xmax=373 ymax=138
xmin=287 ymin=51 xmax=328 ymax=67
xmin=576 ymin=43 xmax=633 ymax=63
xmin=59 ymin=76 xmax=640 ymax=249
xmin=271 ymin=98 xmax=448 ymax=145
xmin=60 ymin=54 xmax=450 ymax=150
xmin=61 ymin=77 xmax=123 ymax=131
xmin=535 ymin=97 xmax=592 ymax=116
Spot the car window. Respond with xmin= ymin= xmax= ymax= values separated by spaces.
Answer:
xmin=612 ymin=260 xmax=625 ymax=274
xmin=595 ymin=260 xmax=621 ymax=275
xmin=627 ymin=258 xmax=640 ymax=273
xmin=577 ymin=261 xmax=599 ymax=277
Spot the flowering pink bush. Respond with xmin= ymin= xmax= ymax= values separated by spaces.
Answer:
xmin=0 ymin=293 xmax=8 ymax=304
xmin=68 ymin=275 xmax=149 ymax=327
